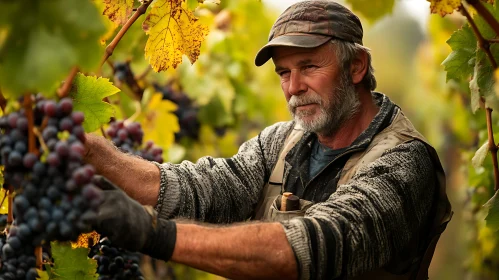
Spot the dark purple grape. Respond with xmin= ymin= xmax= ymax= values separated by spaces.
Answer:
xmin=59 ymin=98 xmax=73 ymax=115
xmin=47 ymin=153 xmax=60 ymax=167
xmin=42 ymin=126 xmax=58 ymax=141
xmin=22 ymin=153 xmax=37 ymax=169
xmin=55 ymin=141 xmax=69 ymax=157
xmin=16 ymin=117 xmax=28 ymax=131
xmin=72 ymin=126 xmax=85 ymax=141
xmin=7 ymin=113 xmax=19 ymax=128
xmin=8 ymin=151 xmax=22 ymax=167
xmin=71 ymin=111 xmax=84 ymax=125
xmin=44 ymin=101 xmax=57 ymax=117
xmin=59 ymin=117 xmax=73 ymax=131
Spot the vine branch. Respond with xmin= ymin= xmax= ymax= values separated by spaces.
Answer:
xmin=0 ymin=88 xmax=6 ymax=114
xmin=462 ymin=5 xmax=497 ymax=68
xmin=57 ymin=67 xmax=79 ymax=99
xmin=99 ymin=0 xmax=152 ymax=71
xmin=462 ymin=4 xmax=499 ymax=191
xmin=466 ymin=0 xmax=499 ymax=38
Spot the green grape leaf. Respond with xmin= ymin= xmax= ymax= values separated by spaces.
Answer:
xmin=484 ymin=190 xmax=499 ymax=231
xmin=442 ymin=24 xmax=476 ymax=82
xmin=469 ymin=49 xmax=499 ymax=111
xmin=0 ymin=0 xmax=107 ymax=98
xmin=469 ymin=53 xmax=481 ymax=113
xmin=46 ymin=242 xmax=97 ymax=279
xmin=69 ymin=73 xmax=119 ymax=133
xmin=475 ymin=1 xmax=499 ymax=39
xmin=472 ymin=141 xmax=489 ymax=169
xmin=346 ymin=0 xmax=395 ymax=22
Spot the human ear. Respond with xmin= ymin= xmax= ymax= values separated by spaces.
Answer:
xmin=350 ymin=51 xmax=368 ymax=85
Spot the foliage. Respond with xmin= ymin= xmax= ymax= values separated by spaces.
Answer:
xmin=44 ymin=242 xmax=98 ymax=280
xmin=70 ymin=74 xmax=120 ymax=132
xmin=143 ymin=0 xmax=210 ymax=71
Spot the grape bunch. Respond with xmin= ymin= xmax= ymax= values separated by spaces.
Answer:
xmin=105 ymin=121 xmax=163 ymax=163
xmin=89 ymin=238 xmax=144 ymax=280
xmin=0 ymin=96 xmax=103 ymax=279
xmin=154 ymin=84 xmax=202 ymax=141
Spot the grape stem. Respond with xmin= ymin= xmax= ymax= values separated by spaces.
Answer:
xmin=57 ymin=66 xmax=79 ymax=99
xmin=35 ymin=246 xmax=42 ymax=269
xmin=0 ymin=88 xmax=6 ymax=114
xmin=99 ymin=0 xmax=152 ymax=72
xmin=462 ymin=4 xmax=499 ymax=191
xmin=23 ymin=95 xmax=37 ymax=154
xmin=466 ymin=0 xmax=499 ymax=38
xmin=33 ymin=127 xmax=49 ymax=153
xmin=7 ymin=186 xmax=13 ymax=225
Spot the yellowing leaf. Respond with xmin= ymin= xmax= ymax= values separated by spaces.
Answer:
xmin=142 ymin=0 xmax=210 ymax=71
xmin=102 ymin=0 xmax=134 ymax=26
xmin=70 ymin=73 xmax=120 ymax=132
xmin=139 ymin=93 xmax=180 ymax=150
xmin=427 ymin=0 xmax=461 ymax=16
xmin=0 ymin=187 xmax=7 ymax=215
xmin=71 ymin=231 xmax=100 ymax=249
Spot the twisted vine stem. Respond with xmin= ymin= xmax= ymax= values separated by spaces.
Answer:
xmin=462 ymin=1 xmax=499 ymax=191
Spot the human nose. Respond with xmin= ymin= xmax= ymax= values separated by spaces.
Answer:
xmin=287 ymin=70 xmax=307 ymax=96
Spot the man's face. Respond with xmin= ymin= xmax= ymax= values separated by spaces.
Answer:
xmin=272 ymin=43 xmax=360 ymax=136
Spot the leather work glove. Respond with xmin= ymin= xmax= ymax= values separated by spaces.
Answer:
xmin=93 ymin=175 xmax=177 ymax=260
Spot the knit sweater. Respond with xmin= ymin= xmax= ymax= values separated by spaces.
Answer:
xmin=153 ymin=93 xmax=437 ymax=279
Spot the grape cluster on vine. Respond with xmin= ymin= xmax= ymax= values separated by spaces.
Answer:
xmin=0 ymin=96 xmax=103 ymax=279
xmin=89 ymin=238 xmax=144 ymax=280
xmin=105 ymin=120 xmax=164 ymax=163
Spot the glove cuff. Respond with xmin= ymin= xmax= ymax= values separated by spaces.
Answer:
xmin=141 ymin=218 xmax=177 ymax=261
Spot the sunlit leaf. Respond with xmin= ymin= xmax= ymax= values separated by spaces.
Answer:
xmin=102 ymin=0 xmax=134 ymax=26
xmin=472 ymin=141 xmax=489 ymax=169
xmin=0 ymin=0 xmax=107 ymax=98
xmin=142 ymin=0 xmax=210 ymax=71
xmin=139 ymin=93 xmax=179 ymax=150
xmin=69 ymin=73 xmax=120 ymax=132
xmin=442 ymin=24 xmax=476 ymax=82
xmin=71 ymin=231 xmax=100 ymax=249
xmin=484 ymin=190 xmax=499 ymax=231
xmin=346 ymin=0 xmax=395 ymax=22
xmin=46 ymin=242 xmax=98 ymax=279
xmin=427 ymin=0 xmax=461 ymax=16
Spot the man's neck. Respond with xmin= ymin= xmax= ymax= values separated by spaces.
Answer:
xmin=317 ymin=89 xmax=379 ymax=150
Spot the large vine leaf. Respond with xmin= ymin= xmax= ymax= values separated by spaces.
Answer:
xmin=442 ymin=24 xmax=476 ymax=82
xmin=427 ymin=0 xmax=461 ymax=16
xmin=484 ymin=190 xmax=499 ymax=231
xmin=142 ymin=0 xmax=210 ymax=71
xmin=45 ymin=242 xmax=97 ymax=280
xmin=69 ymin=73 xmax=120 ymax=133
xmin=102 ymin=0 xmax=134 ymax=26
xmin=346 ymin=0 xmax=395 ymax=22
xmin=0 ymin=0 xmax=107 ymax=98
xmin=139 ymin=93 xmax=179 ymax=150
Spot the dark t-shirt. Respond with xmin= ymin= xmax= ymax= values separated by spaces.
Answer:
xmin=309 ymin=140 xmax=346 ymax=178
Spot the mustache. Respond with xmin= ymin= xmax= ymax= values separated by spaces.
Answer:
xmin=288 ymin=94 xmax=323 ymax=108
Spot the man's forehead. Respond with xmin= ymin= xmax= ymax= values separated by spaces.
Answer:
xmin=271 ymin=44 xmax=330 ymax=63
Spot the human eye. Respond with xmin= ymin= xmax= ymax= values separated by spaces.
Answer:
xmin=278 ymin=70 xmax=290 ymax=78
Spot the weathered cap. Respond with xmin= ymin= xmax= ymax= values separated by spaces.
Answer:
xmin=255 ymin=0 xmax=363 ymax=66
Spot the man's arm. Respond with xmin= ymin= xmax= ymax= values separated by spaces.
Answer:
xmin=172 ymin=223 xmax=298 ymax=280
xmin=84 ymin=134 xmax=160 ymax=206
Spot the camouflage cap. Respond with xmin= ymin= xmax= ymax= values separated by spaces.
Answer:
xmin=255 ymin=0 xmax=363 ymax=66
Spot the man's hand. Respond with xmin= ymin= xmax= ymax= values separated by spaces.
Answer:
xmin=93 ymin=175 xmax=155 ymax=251
xmin=93 ymin=175 xmax=177 ymax=261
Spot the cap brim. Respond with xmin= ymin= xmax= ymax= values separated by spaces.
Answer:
xmin=254 ymin=34 xmax=331 ymax=66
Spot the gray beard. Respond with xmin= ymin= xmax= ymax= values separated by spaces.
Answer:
xmin=288 ymin=73 xmax=360 ymax=137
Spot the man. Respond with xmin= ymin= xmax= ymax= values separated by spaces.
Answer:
xmin=86 ymin=1 xmax=452 ymax=279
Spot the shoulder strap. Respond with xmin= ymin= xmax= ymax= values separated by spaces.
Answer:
xmin=268 ymin=124 xmax=305 ymax=190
